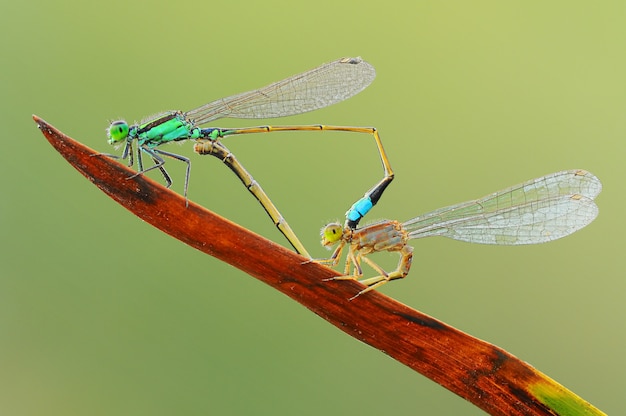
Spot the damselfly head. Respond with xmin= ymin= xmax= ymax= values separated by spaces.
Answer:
xmin=321 ymin=222 xmax=344 ymax=247
xmin=107 ymin=120 xmax=129 ymax=144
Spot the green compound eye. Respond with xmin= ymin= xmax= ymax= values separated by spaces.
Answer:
xmin=107 ymin=120 xmax=129 ymax=144
xmin=321 ymin=222 xmax=344 ymax=246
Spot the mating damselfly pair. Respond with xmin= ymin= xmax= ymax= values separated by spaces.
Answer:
xmin=102 ymin=57 xmax=601 ymax=299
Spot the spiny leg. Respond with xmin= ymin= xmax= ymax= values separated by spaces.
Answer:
xmin=324 ymin=245 xmax=364 ymax=281
xmin=93 ymin=141 xmax=174 ymax=192
xmin=134 ymin=146 xmax=174 ymax=190
xmin=152 ymin=148 xmax=191 ymax=202
xmin=350 ymin=245 xmax=414 ymax=299
xmin=128 ymin=146 xmax=191 ymax=205
xmin=127 ymin=146 xmax=164 ymax=178
xmin=151 ymin=156 xmax=172 ymax=189
xmin=314 ymin=241 xmax=346 ymax=267
xmin=92 ymin=140 xmax=134 ymax=168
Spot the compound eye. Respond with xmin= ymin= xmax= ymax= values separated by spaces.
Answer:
xmin=107 ymin=120 xmax=129 ymax=144
xmin=321 ymin=222 xmax=344 ymax=246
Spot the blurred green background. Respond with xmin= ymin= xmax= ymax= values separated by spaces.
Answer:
xmin=2 ymin=0 xmax=624 ymax=415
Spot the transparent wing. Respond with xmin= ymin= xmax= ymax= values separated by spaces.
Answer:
xmin=403 ymin=170 xmax=602 ymax=245
xmin=185 ymin=57 xmax=375 ymax=125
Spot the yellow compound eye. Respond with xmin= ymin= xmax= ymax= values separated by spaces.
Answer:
xmin=107 ymin=120 xmax=129 ymax=144
xmin=321 ymin=222 xmax=344 ymax=246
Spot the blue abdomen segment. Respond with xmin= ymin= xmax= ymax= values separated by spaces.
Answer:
xmin=345 ymin=177 xmax=392 ymax=229
xmin=346 ymin=197 xmax=374 ymax=225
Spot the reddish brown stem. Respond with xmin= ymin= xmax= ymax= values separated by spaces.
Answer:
xmin=34 ymin=115 xmax=605 ymax=416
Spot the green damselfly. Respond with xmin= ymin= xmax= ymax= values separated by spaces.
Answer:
xmin=103 ymin=57 xmax=393 ymax=257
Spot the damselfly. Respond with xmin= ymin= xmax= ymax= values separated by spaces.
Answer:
xmin=103 ymin=57 xmax=393 ymax=257
xmin=318 ymin=170 xmax=602 ymax=299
